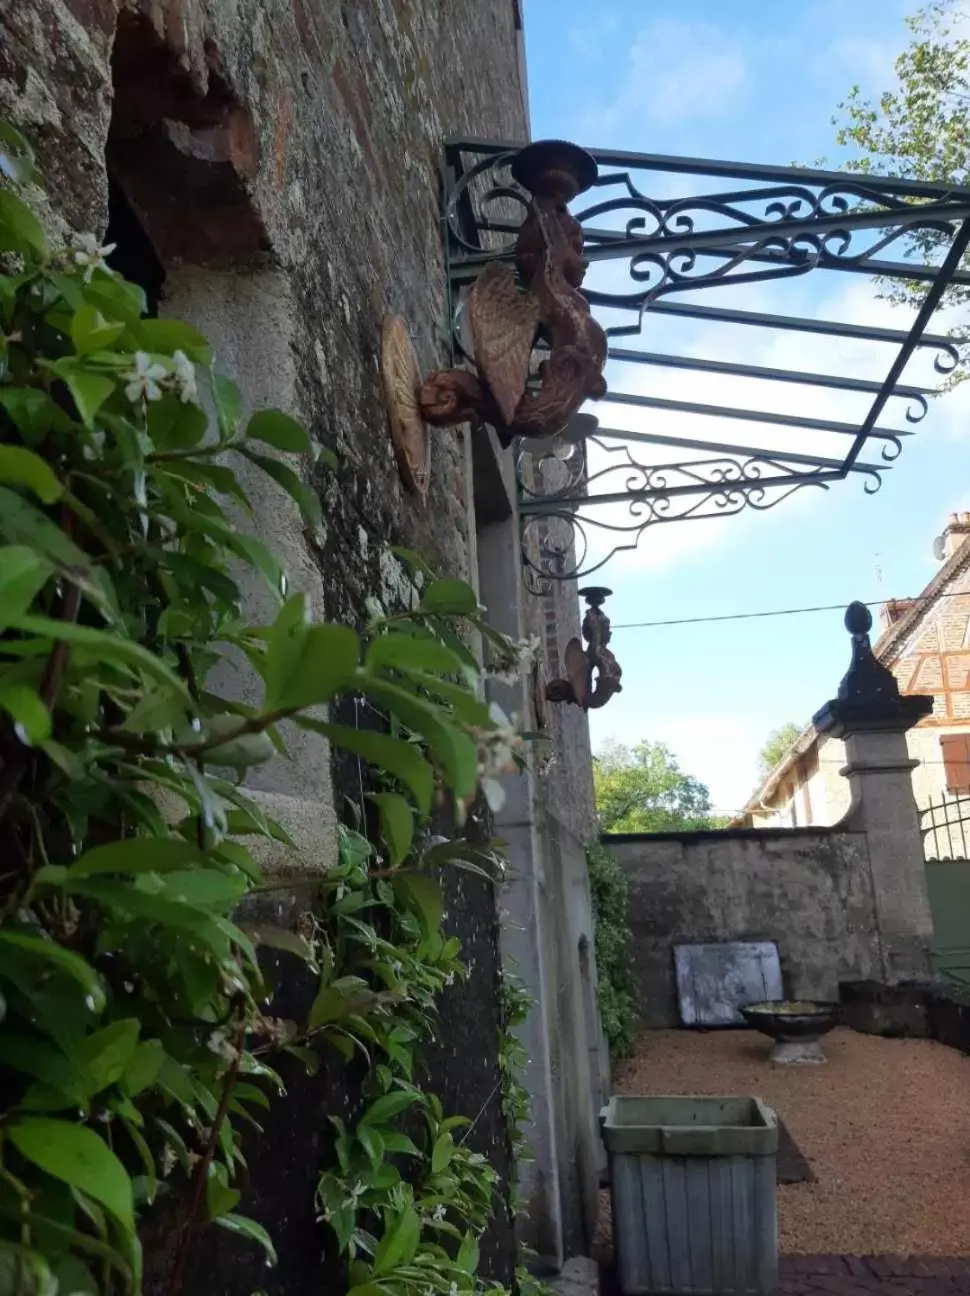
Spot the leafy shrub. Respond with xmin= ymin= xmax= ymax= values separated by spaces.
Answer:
xmin=586 ymin=840 xmax=638 ymax=1058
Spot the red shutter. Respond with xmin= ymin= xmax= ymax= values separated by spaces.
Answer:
xmin=941 ymin=734 xmax=970 ymax=793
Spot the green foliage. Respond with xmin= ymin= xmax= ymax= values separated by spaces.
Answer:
xmin=0 ymin=121 xmax=535 ymax=1294
xmin=593 ymin=738 xmax=721 ymax=833
xmin=756 ymin=721 xmax=802 ymax=782
xmin=585 ymin=841 xmax=638 ymax=1059
xmin=833 ymin=0 xmax=970 ymax=382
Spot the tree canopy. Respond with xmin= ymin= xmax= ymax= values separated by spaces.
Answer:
xmin=834 ymin=0 xmax=970 ymax=381
xmin=757 ymin=721 xmax=803 ymax=782
xmin=594 ymin=738 xmax=722 ymax=833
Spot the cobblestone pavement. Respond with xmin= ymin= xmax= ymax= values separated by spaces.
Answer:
xmin=779 ymin=1256 xmax=970 ymax=1293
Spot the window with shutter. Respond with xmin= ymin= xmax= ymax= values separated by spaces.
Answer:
xmin=941 ymin=733 xmax=970 ymax=793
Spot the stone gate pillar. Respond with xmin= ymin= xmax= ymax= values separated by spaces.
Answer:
xmin=814 ymin=602 xmax=934 ymax=984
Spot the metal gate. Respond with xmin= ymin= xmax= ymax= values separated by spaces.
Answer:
xmin=922 ymin=795 xmax=970 ymax=987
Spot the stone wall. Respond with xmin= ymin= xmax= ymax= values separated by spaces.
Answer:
xmin=1 ymin=0 xmax=536 ymax=1289
xmin=607 ymin=827 xmax=882 ymax=1029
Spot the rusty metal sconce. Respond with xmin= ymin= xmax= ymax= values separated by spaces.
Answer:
xmin=545 ymin=586 xmax=622 ymax=711
xmin=379 ymin=138 xmax=608 ymax=496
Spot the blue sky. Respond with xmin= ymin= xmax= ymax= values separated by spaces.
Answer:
xmin=521 ymin=0 xmax=970 ymax=816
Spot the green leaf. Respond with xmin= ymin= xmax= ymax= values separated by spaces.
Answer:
xmin=77 ymin=1020 xmax=141 ymax=1094
xmin=122 ymin=1040 xmax=165 ymax=1096
xmin=357 ymin=679 xmax=478 ymax=798
xmin=0 ymin=682 xmax=50 ymax=744
xmin=205 ymin=1164 xmax=242 ymax=1221
xmin=212 ymin=372 xmax=243 ymax=435
xmin=202 ymin=717 xmax=275 ymax=769
xmin=0 ymin=931 xmax=105 ymax=1012
xmin=0 ymin=388 xmax=72 ymax=440
xmin=391 ymin=873 xmax=443 ymax=940
xmin=431 ymin=1131 xmax=454 ymax=1174
xmin=0 ymin=546 xmax=52 ymax=628
xmin=420 ymin=578 xmax=480 ymax=615
xmin=135 ymin=318 xmax=213 ymax=365
xmin=307 ymin=977 xmax=383 ymax=1029
xmin=150 ymin=868 xmax=249 ymax=910
xmin=373 ymin=1203 xmax=420 ymax=1275
xmin=245 ymin=409 xmax=312 ymax=454
xmin=272 ymin=623 xmax=360 ymax=711
xmin=0 ymin=488 xmax=91 ymax=577
xmin=457 ymin=1231 xmax=480 ymax=1274
xmin=369 ymin=792 xmax=414 ymax=866
xmin=298 ymin=721 xmax=434 ymax=816
xmin=241 ymin=448 xmax=322 ymax=528
xmin=365 ymin=632 xmax=467 ymax=677
xmin=0 ymin=1034 xmax=84 ymax=1101
xmin=7 ymin=1118 xmax=134 ymax=1232
xmin=70 ymin=305 xmax=124 ymax=356
xmin=71 ymin=837 xmax=206 ymax=877
xmin=362 ymin=1090 xmax=422 ymax=1126
xmin=0 ymin=445 xmax=62 ymax=504
xmin=264 ymin=594 xmax=310 ymax=704
xmin=239 ymin=924 xmax=315 ymax=963
xmin=54 ymin=365 xmax=115 ymax=429
xmin=212 ymin=1214 xmax=277 ymax=1265
xmin=8 ymin=616 xmax=193 ymax=706
xmin=0 ymin=188 xmax=47 ymax=256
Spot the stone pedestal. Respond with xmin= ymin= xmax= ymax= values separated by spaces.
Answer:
xmin=814 ymin=602 xmax=934 ymax=984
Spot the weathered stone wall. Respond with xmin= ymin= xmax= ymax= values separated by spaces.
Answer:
xmin=1 ymin=0 xmax=530 ymax=1289
xmin=607 ymin=828 xmax=882 ymax=1028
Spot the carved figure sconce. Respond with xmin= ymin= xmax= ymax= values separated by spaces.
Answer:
xmin=545 ymin=586 xmax=622 ymax=712
xmin=379 ymin=139 xmax=608 ymax=497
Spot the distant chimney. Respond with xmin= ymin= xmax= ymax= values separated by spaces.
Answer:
xmin=942 ymin=512 xmax=970 ymax=560
xmin=880 ymin=597 xmax=917 ymax=629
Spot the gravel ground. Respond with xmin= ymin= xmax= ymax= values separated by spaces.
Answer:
xmin=604 ymin=1028 xmax=970 ymax=1256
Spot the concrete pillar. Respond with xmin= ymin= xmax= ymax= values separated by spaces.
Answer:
xmin=475 ymin=442 xmax=564 ymax=1270
xmin=814 ymin=602 xmax=933 ymax=983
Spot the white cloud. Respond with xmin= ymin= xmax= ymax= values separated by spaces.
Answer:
xmin=578 ymin=18 xmax=748 ymax=140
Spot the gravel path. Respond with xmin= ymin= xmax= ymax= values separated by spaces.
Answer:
xmin=609 ymin=1028 xmax=970 ymax=1255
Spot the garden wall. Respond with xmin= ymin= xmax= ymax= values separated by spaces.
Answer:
xmin=607 ymin=827 xmax=883 ymax=1028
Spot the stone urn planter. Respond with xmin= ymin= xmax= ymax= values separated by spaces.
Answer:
xmin=740 ymin=1000 xmax=841 ymax=1064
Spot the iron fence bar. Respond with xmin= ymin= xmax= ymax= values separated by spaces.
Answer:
xmin=591 ymin=425 xmax=887 ymax=474
xmin=519 ymin=469 xmax=845 ymax=516
xmin=598 ymin=296 xmax=958 ymax=354
xmin=443 ymin=138 xmax=970 ymax=201
xmin=843 ymin=219 xmax=970 ymax=474
xmin=597 ymin=389 xmax=909 ymax=444
xmin=603 ymin=347 xmax=932 ymax=403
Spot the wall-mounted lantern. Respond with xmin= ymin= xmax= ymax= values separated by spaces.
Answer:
xmin=545 ymin=586 xmax=622 ymax=711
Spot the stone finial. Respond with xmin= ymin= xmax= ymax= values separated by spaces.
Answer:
xmin=813 ymin=600 xmax=933 ymax=736
xmin=838 ymin=600 xmax=900 ymax=705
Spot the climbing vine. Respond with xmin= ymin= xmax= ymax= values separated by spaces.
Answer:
xmin=0 ymin=122 xmax=540 ymax=1295
xmin=586 ymin=841 xmax=638 ymax=1058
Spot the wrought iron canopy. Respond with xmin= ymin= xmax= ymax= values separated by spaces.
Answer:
xmin=440 ymin=139 xmax=970 ymax=588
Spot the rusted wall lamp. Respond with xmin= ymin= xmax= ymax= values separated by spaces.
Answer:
xmin=545 ymin=586 xmax=622 ymax=711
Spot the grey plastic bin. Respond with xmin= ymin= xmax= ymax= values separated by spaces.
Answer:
xmin=601 ymin=1095 xmax=778 ymax=1296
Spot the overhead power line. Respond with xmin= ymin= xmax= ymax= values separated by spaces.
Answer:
xmin=610 ymin=587 xmax=970 ymax=632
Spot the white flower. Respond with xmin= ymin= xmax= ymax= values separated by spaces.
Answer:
xmin=73 ymin=232 xmax=116 ymax=283
xmin=481 ymin=776 xmax=506 ymax=813
xmin=171 ymin=349 xmax=199 ymax=404
xmin=82 ymin=428 xmax=106 ymax=462
xmin=449 ymin=1284 xmax=459 ymax=1296
xmin=432 ymin=1203 xmax=446 ymax=1222
xmin=444 ymin=971 xmax=455 ymax=987
xmin=124 ymin=351 xmax=167 ymax=404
